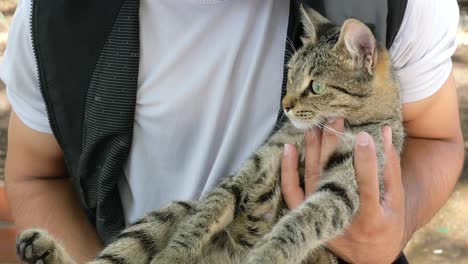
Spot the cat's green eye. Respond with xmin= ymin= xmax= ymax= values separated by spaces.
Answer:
xmin=309 ymin=81 xmax=327 ymax=95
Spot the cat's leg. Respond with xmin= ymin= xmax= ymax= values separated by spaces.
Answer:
xmin=245 ymin=162 xmax=360 ymax=264
xmin=305 ymin=246 xmax=339 ymax=264
xmin=149 ymin=178 xmax=241 ymax=264
xmin=16 ymin=229 xmax=75 ymax=264
xmin=89 ymin=201 xmax=197 ymax=264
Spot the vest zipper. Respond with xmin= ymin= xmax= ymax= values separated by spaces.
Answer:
xmin=29 ymin=0 xmax=89 ymax=220
xmin=29 ymin=0 xmax=63 ymax=146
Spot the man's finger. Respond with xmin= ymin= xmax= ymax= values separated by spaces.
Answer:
xmin=382 ymin=126 xmax=404 ymax=210
xmin=304 ymin=127 xmax=322 ymax=196
xmin=320 ymin=117 xmax=345 ymax=169
xmin=281 ymin=144 xmax=305 ymax=209
xmin=354 ymin=132 xmax=381 ymax=216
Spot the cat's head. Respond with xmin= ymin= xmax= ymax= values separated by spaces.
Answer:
xmin=283 ymin=5 xmax=399 ymax=130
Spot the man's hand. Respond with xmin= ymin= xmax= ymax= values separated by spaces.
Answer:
xmin=281 ymin=118 xmax=407 ymax=263
xmin=327 ymin=126 xmax=406 ymax=263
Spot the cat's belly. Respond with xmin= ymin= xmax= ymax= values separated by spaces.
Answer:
xmin=200 ymin=182 xmax=289 ymax=263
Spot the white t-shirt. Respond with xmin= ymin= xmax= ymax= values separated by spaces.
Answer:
xmin=0 ymin=0 xmax=459 ymax=224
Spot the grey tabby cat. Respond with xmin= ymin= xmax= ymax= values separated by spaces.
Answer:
xmin=16 ymin=6 xmax=404 ymax=264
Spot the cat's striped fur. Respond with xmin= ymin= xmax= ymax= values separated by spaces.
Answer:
xmin=16 ymin=6 xmax=404 ymax=264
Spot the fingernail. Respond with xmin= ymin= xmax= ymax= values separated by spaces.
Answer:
xmin=284 ymin=144 xmax=293 ymax=157
xmin=306 ymin=129 xmax=315 ymax=140
xmin=327 ymin=117 xmax=337 ymax=124
xmin=357 ymin=132 xmax=370 ymax=147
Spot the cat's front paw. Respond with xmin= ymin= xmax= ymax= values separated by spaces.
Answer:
xmin=16 ymin=229 xmax=73 ymax=264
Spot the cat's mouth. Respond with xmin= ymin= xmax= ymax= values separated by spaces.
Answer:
xmin=287 ymin=113 xmax=338 ymax=131
xmin=286 ymin=115 xmax=322 ymax=131
xmin=288 ymin=118 xmax=315 ymax=130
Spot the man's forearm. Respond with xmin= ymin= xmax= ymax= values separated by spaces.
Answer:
xmin=400 ymin=135 xmax=465 ymax=240
xmin=6 ymin=177 xmax=103 ymax=262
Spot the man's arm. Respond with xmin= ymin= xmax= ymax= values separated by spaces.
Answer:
xmin=400 ymin=74 xmax=464 ymax=236
xmin=5 ymin=111 xmax=103 ymax=262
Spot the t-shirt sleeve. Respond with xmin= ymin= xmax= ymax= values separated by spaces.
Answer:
xmin=0 ymin=0 xmax=52 ymax=134
xmin=389 ymin=0 xmax=459 ymax=103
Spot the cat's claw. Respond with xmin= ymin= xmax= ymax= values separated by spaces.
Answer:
xmin=16 ymin=229 xmax=56 ymax=264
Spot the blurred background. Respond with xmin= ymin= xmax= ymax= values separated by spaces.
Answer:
xmin=0 ymin=0 xmax=467 ymax=263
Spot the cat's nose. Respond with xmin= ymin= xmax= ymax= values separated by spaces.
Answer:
xmin=282 ymin=96 xmax=296 ymax=112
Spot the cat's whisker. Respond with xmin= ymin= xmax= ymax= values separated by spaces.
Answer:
xmin=312 ymin=116 xmax=350 ymax=139
xmin=308 ymin=117 xmax=353 ymax=145
xmin=323 ymin=126 xmax=353 ymax=140
xmin=284 ymin=50 xmax=295 ymax=63
xmin=286 ymin=36 xmax=297 ymax=53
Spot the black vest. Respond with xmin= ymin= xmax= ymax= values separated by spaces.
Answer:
xmin=31 ymin=0 xmax=407 ymax=243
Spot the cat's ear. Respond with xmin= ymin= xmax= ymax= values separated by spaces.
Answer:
xmin=334 ymin=19 xmax=377 ymax=75
xmin=300 ymin=4 xmax=329 ymax=43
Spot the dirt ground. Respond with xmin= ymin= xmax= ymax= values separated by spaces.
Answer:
xmin=0 ymin=1 xmax=467 ymax=263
